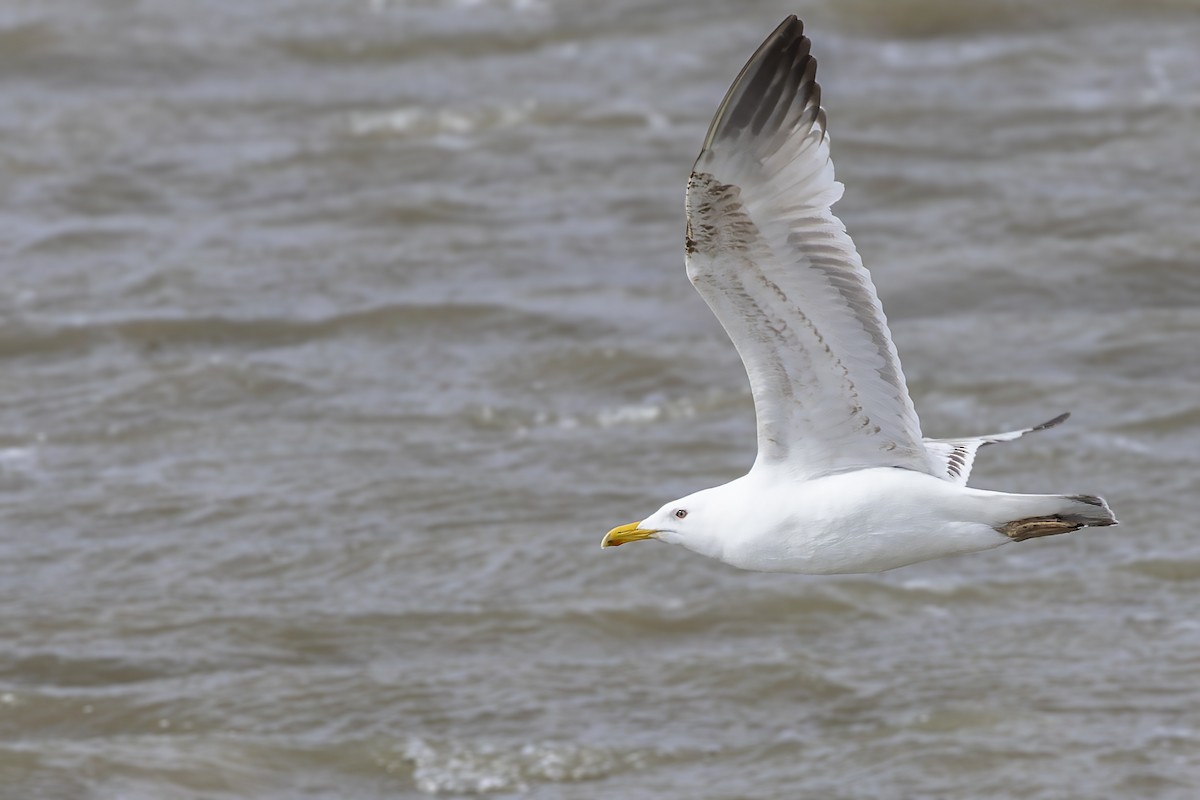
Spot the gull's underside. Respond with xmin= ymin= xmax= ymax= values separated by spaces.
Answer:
xmin=600 ymin=16 xmax=1116 ymax=572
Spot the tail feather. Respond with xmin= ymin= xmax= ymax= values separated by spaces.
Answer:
xmin=996 ymin=493 xmax=1117 ymax=542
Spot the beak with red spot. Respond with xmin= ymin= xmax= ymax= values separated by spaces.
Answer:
xmin=600 ymin=521 xmax=659 ymax=548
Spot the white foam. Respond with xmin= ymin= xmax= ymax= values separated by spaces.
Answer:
xmin=375 ymin=737 xmax=643 ymax=794
xmin=349 ymin=101 xmax=537 ymax=142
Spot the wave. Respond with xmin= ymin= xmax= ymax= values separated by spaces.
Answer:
xmin=348 ymin=101 xmax=537 ymax=141
xmin=817 ymin=0 xmax=1200 ymax=38
xmin=373 ymin=736 xmax=653 ymax=795
xmin=463 ymin=387 xmax=747 ymax=433
xmin=0 ymin=302 xmax=582 ymax=359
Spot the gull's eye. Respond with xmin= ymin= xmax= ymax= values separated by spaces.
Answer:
xmin=674 ymin=509 xmax=688 ymax=519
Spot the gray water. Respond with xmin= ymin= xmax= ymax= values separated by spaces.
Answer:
xmin=2 ymin=1 xmax=1199 ymax=798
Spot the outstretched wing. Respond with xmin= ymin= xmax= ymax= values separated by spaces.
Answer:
xmin=686 ymin=16 xmax=935 ymax=479
xmin=924 ymin=412 xmax=1070 ymax=486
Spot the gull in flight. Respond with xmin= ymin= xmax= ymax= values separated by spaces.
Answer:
xmin=601 ymin=16 xmax=1116 ymax=573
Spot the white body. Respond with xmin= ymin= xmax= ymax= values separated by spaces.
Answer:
xmin=664 ymin=468 xmax=1018 ymax=573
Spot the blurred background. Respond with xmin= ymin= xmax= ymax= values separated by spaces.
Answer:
xmin=1 ymin=0 xmax=1198 ymax=797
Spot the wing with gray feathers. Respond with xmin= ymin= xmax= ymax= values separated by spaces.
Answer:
xmin=924 ymin=412 xmax=1070 ymax=486
xmin=686 ymin=16 xmax=935 ymax=479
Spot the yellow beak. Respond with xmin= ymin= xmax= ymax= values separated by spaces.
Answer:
xmin=601 ymin=521 xmax=659 ymax=548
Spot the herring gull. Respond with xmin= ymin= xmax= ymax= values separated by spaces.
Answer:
xmin=601 ymin=16 xmax=1116 ymax=573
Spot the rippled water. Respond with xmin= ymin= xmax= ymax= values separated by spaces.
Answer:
xmin=2 ymin=1 xmax=1199 ymax=798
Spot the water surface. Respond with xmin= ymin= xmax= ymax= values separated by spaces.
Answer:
xmin=2 ymin=0 xmax=1199 ymax=797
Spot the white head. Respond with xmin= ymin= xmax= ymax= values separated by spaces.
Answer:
xmin=601 ymin=485 xmax=733 ymax=562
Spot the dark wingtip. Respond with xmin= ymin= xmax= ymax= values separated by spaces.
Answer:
xmin=1032 ymin=412 xmax=1070 ymax=432
xmin=699 ymin=16 xmax=815 ymax=154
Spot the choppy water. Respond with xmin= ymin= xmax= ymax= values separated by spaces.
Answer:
xmin=2 ymin=1 xmax=1199 ymax=798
